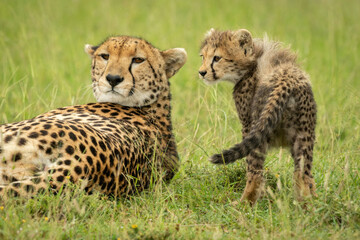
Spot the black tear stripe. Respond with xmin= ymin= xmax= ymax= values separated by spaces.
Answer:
xmin=148 ymin=62 xmax=158 ymax=79
xmin=96 ymin=55 xmax=106 ymax=80
xmin=210 ymin=60 xmax=217 ymax=80
xmin=211 ymin=48 xmax=218 ymax=80
xmin=130 ymin=43 xmax=140 ymax=94
xmin=128 ymin=63 xmax=135 ymax=96
xmin=92 ymin=58 xmax=96 ymax=70
xmin=99 ymin=58 xmax=106 ymax=79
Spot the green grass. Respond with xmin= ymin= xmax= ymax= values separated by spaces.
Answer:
xmin=1 ymin=0 xmax=360 ymax=239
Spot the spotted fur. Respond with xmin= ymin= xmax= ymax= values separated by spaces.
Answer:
xmin=0 ymin=36 xmax=187 ymax=198
xmin=199 ymin=28 xmax=317 ymax=205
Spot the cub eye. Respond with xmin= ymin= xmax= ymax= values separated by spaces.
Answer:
xmin=100 ymin=54 xmax=109 ymax=60
xmin=132 ymin=57 xmax=145 ymax=64
xmin=213 ymin=56 xmax=221 ymax=62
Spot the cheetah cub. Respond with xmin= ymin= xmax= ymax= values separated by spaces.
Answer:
xmin=0 ymin=36 xmax=186 ymax=199
xmin=199 ymin=28 xmax=317 ymax=205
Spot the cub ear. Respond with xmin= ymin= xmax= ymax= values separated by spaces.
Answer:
xmin=204 ymin=28 xmax=216 ymax=38
xmin=234 ymin=29 xmax=253 ymax=56
xmin=161 ymin=48 xmax=187 ymax=79
xmin=84 ymin=44 xmax=99 ymax=58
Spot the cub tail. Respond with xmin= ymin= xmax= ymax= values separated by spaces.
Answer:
xmin=210 ymin=79 xmax=292 ymax=164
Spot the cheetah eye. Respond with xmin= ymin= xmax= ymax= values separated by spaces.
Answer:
xmin=213 ymin=56 xmax=221 ymax=62
xmin=132 ymin=57 xmax=145 ymax=64
xmin=100 ymin=54 xmax=109 ymax=60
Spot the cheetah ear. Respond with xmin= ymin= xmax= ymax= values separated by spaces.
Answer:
xmin=234 ymin=29 xmax=253 ymax=56
xmin=161 ymin=48 xmax=187 ymax=79
xmin=204 ymin=28 xmax=215 ymax=38
xmin=84 ymin=44 xmax=99 ymax=58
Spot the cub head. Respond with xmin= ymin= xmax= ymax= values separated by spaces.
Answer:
xmin=85 ymin=36 xmax=187 ymax=107
xmin=198 ymin=28 xmax=256 ymax=85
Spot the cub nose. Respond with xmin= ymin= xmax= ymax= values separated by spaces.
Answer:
xmin=199 ymin=71 xmax=207 ymax=77
xmin=106 ymin=74 xmax=124 ymax=87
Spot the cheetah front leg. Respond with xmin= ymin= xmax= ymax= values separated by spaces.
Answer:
xmin=0 ymin=175 xmax=53 ymax=199
xmin=240 ymin=145 xmax=267 ymax=205
xmin=0 ymin=162 xmax=91 ymax=199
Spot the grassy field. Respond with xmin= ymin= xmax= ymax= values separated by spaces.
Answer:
xmin=0 ymin=0 xmax=359 ymax=239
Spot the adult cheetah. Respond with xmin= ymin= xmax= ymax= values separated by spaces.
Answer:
xmin=0 ymin=36 xmax=187 ymax=198
xmin=199 ymin=28 xmax=317 ymax=205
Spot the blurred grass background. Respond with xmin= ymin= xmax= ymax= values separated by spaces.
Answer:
xmin=0 ymin=0 xmax=359 ymax=239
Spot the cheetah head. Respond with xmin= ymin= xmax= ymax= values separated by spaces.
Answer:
xmin=85 ymin=36 xmax=187 ymax=107
xmin=198 ymin=28 xmax=256 ymax=85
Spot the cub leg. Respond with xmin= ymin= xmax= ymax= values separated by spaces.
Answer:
xmin=291 ymin=133 xmax=317 ymax=201
xmin=240 ymin=145 xmax=267 ymax=205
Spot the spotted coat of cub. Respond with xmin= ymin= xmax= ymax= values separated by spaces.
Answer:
xmin=0 ymin=36 xmax=187 ymax=198
xmin=199 ymin=28 xmax=317 ymax=205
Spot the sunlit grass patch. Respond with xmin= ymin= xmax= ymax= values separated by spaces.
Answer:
xmin=0 ymin=0 xmax=359 ymax=239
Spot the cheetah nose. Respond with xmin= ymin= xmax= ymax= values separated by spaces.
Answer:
xmin=199 ymin=71 xmax=207 ymax=77
xmin=106 ymin=74 xmax=124 ymax=87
